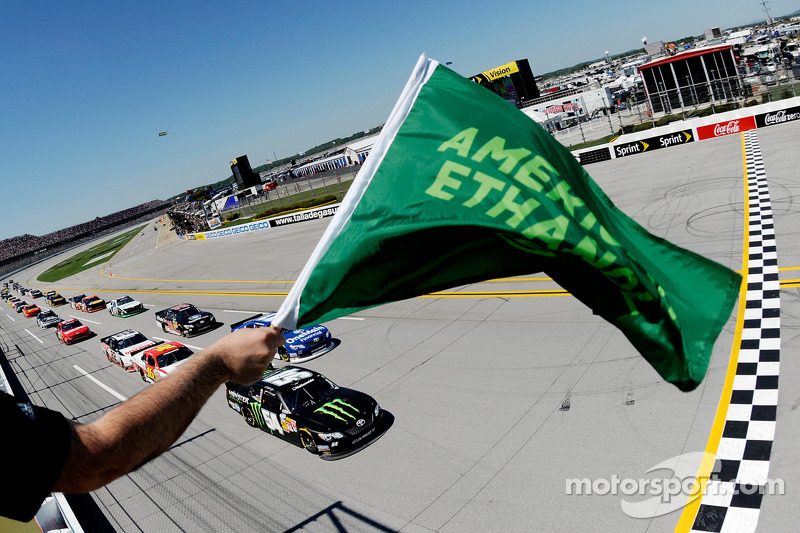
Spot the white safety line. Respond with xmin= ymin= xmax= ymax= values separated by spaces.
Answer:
xmin=223 ymin=309 xmax=261 ymax=314
xmin=337 ymin=317 xmax=365 ymax=321
xmin=5 ymin=314 xmax=15 ymax=322
xmin=74 ymin=365 xmax=127 ymax=402
xmin=153 ymin=337 xmax=205 ymax=351
xmin=24 ymin=329 xmax=44 ymax=344
xmin=143 ymin=304 xmax=155 ymax=307
xmin=69 ymin=315 xmax=101 ymax=325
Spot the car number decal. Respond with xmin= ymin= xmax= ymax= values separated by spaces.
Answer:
xmin=262 ymin=410 xmax=284 ymax=435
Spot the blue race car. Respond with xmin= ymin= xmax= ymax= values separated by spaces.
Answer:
xmin=230 ymin=313 xmax=336 ymax=363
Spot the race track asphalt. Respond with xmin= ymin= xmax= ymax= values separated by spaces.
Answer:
xmin=3 ymin=121 xmax=800 ymax=532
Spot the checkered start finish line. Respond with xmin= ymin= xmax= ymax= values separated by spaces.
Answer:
xmin=689 ymin=131 xmax=781 ymax=532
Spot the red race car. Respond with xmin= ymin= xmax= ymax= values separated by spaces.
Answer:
xmin=56 ymin=319 xmax=91 ymax=345
xmin=132 ymin=341 xmax=194 ymax=383
xmin=22 ymin=304 xmax=41 ymax=318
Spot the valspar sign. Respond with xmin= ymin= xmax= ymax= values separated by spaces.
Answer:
xmin=756 ymin=105 xmax=800 ymax=128
xmin=696 ymin=116 xmax=756 ymax=140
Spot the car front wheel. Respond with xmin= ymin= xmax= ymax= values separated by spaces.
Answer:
xmin=300 ymin=431 xmax=318 ymax=453
xmin=242 ymin=406 xmax=257 ymax=427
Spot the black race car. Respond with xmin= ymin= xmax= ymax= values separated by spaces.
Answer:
xmin=225 ymin=366 xmax=387 ymax=460
xmin=154 ymin=303 xmax=216 ymax=337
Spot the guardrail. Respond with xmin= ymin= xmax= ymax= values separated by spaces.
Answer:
xmin=572 ymin=96 xmax=800 ymax=165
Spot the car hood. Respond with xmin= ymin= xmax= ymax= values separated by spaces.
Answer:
xmin=186 ymin=312 xmax=213 ymax=323
xmin=121 ymin=340 xmax=156 ymax=355
xmin=297 ymin=389 xmax=377 ymax=432
xmin=65 ymin=325 xmax=89 ymax=335
xmin=119 ymin=301 xmax=142 ymax=310
xmin=285 ymin=325 xmax=331 ymax=346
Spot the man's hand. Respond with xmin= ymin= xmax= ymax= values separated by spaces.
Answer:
xmin=201 ymin=326 xmax=285 ymax=384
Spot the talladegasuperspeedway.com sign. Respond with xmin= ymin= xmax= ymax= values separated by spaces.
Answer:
xmin=268 ymin=206 xmax=339 ymax=227
xmin=183 ymin=205 xmax=339 ymax=240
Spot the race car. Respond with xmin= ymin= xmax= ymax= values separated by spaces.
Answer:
xmin=229 ymin=313 xmax=335 ymax=363
xmin=79 ymin=295 xmax=106 ymax=313
xmin=69 ymin=294 xmax=87 ymax=309
xmin=100 ymin=330 xmax=159 ymax=371
xmin=56 ymin=319 xmax=91 ymax=345
xmin=30 ymin=289 xmax=43 ymax=299
xmin=45 ymin=292 xmax=67 ymax=307
xmin=36 ymin=309 xmax=62 ymax=328
xmin=133 ymin=341 xmax=194 ymax=383
xmin=13 ymin=300 xmax=29 ymax=313
xmin=154 ymin=304 xmax=216 ymax=337
xmin=225 ymin=366 xmax=386 ymax=461
xmin=108 ymin=295 xmax=145 ymax=317
xmin=22 ymin=304 xmax=41 ymax=318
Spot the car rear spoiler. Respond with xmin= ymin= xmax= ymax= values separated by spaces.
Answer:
xmin=229 ymin=313 xmax=266 ymax=331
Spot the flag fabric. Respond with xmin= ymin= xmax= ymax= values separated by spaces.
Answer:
xmin=272 ymin=54 xmax=741 ymax=391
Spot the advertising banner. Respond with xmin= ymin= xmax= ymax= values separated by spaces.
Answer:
xmin=613 ymin=130 xmax=694 ymax=158
xmin=755 ymin=105 xmax=800 ymax=128
xmin=696 ymin=116 xmax=756 ymax=140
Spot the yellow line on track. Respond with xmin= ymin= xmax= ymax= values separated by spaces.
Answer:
xmin=96 ymin=269 xmax=556 ymax=285
xmin=674 ymin=133 xmax=749 ymax=531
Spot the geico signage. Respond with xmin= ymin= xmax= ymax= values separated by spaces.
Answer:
xmin=696 ymin=116 xmax=756 ymax=140
xmin=756 ymin=105 xmax=800 ymax=128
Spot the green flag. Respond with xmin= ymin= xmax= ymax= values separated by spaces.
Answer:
xmin=273 ymin=55 xmax=741 ymax=391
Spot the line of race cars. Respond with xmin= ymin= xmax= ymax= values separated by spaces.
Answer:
xmin=3 ymin=279 xmax=387 ymax=459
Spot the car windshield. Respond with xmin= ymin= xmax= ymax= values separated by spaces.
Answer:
xmin=40 ymin=311 xmax=55 ymax=319
xmin=117 ymin=296 xmax=133 ymax=304
xmin=156 ymin=346 xmax=193 ymax=368
xmin=118 ymin=333 xmax=148 ymax=349
xmin=62 ymin=321 xmax=81 ymax=331
xmin=280 ymin=377 xmax=337 ymax=412
xmin=175 ymin=306 xmax=199 ymax=320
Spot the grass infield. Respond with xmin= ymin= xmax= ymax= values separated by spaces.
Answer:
xmin=37 ymin=225 xmax=146 ymax=282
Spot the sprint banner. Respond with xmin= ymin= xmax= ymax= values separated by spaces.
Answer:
xmin=613 ymin=130 xmax=694 ymax=158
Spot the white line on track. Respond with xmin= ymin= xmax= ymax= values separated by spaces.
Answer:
xmin=24 ymin=328 xmax=44 ymax=344
xmin=69 ymin=314 xmax=101 ymax=325
xmin=143 ymin=304 xmax=156 ymax=307
xmin=153 ymin=337 xmax=205 ymax=351
xmin=74 ymin=365 xmax=127 ymax=402
xmin=223 ymin=309 xmax=261 ymax=314
xmin=5 ymin=314 xmax=15 ymax=322
xmin=337 ymin=317 xmax=365 ymax=321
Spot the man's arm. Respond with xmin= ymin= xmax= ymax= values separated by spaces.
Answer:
xmin=54 ymin=327 xmax=284 ymax=493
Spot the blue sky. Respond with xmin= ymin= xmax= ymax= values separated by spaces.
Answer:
xmin=0 ymin=0 xmax=781 ymax=239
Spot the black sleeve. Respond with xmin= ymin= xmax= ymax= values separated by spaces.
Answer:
xmin=0 ymin=392 xmax=72 ymax=522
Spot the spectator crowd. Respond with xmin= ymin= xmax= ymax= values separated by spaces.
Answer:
xmin=0 ymin=200 xmax=169 ymax=273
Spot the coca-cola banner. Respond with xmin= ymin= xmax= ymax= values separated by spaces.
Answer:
xmin=696 ymin=116 xmax=756 ymax=140
xmin=755 ymin=105 xmax=800 ymax=128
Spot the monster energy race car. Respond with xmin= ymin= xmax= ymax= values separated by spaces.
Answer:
xmin=225 ymin=366 xmax=387 ymax=460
